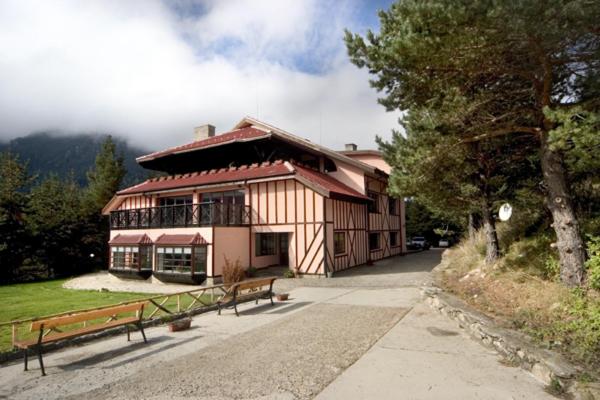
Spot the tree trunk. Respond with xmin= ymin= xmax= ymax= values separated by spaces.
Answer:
xmin=481 ymin=204 xmax=500 ymax=265
xmin=468 ymin=213 xmax=477 ymax=242
xmin=540 ymin=135 xmax=587 ymax=286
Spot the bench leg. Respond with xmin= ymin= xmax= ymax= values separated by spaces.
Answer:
xmin=138 ymin=322 xmax=147 ymax=344
xmin=23 ymin=349 xmax=28 ymax=371
xmin=269 ymin=293 xmax=274 ymax=306
xmin=36 ymin=346 xmax=45 ymax=376
xmin=255 ymin=297 xmax=259 ymax=305
xmin=126 ymin=325 xmax=130 ymax=342
xmin=234 ymin=301 xmax=239 ymax=317
xmin=217 ymin=303 xmax=222 ymax=316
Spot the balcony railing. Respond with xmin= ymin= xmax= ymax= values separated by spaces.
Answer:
xmin=110 ymin=203 xmax=250 ymax=229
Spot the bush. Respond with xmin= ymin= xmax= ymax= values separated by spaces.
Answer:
xmin=246 ymin=266 xmax=257 ymax=278
xmin=222 ymin=256 xmax=245 ymax=284
xmin=585 ymin=236 xmax=600 ymax=290
xmin=283 ymin=269 xmax=295 ymax=279
xmin=551 ymin=289 xmax=600 ymax=365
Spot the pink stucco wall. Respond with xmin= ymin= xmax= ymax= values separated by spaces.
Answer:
xmin=328 ymin=161 xmax=366 ymax=194
xmin=212 ymin=226 xmax=250 ymax=277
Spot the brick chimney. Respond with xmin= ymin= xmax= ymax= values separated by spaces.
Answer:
xmin=194 ymin=124 xmax=215 ymax=141
xmin=345 ymin=143 xmax=357 ymax=151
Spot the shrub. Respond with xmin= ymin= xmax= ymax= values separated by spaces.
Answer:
xmin=585 ymin=236 xmax=600 ymax=290
xmin=283 ymin=269 xmax=295 ymax=279
xmin=246 ymin=266 xmax=257 ymax=278
xmin=222 ymin=256 xmax=245 ymax=284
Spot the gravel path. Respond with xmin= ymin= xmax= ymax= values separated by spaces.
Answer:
xmin=70 ymin=303 xmax=408 ymax=400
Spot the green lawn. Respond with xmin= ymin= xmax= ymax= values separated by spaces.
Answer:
xmin=0 ymin=279 xmax=150 ymax=352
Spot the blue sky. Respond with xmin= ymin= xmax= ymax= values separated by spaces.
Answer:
xmin=0 ymin=0 xmax=400 ymax=151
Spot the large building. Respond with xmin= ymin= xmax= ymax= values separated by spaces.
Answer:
xmin=102 ymin=117 xmax=406 ymax=284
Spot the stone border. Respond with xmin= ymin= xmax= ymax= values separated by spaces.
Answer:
xmin=421 ymin=285 xmax=599 ymax=399
xmin=0 ymin=304 xmax=218 ymax=365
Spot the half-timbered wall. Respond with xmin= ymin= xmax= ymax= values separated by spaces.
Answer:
xmin=248 ymin=179 xmax=325 ymax=274
xmin=117 ymin=195 xmax=155 ymax=210
xmin=324 ymin=199 xmax=368 ymax=273
xmin=365 ymin=175 xmax=404 ymax=260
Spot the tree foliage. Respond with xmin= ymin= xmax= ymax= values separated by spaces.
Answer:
xmin=0 ymin=136 xmax=126 ymax=283
xmin=85 ymin=136 xmax=125 ymax=213
xmin=0 ymin=153 xmax=33 ymax=282
xmin=346 ymin=0 xmax=599 ymax=285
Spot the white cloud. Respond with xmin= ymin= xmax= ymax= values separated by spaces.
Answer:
xmin=0 ymin=0 xmax=400 ymax=151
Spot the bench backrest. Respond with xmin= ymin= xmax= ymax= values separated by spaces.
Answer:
xmin=30 ymin=302 xmax=147 ymax=331
xmin=229 ymin=277 xmax=276 ymax=293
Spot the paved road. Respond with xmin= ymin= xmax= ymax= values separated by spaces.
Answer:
xmin=0 ymin=250 xmax=555 ymax=399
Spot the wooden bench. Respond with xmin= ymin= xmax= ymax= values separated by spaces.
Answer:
xmin=217 ymin=277 xmax=277 ymax=316
xmin=14 ymin=302 xmax=148 ymax=376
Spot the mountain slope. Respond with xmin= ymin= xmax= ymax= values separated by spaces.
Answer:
xmin=0 ymin=132 xmax=152 ymax=187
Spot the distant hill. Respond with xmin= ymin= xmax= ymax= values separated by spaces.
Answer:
xmin=0 ymin=132 xmax=152 ymax=187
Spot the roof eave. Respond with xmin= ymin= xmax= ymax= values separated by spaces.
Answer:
xmin=136 ymin=134 xmax=271 ymax=164
xmin=234 ymin=116 xmax=378 ymax=174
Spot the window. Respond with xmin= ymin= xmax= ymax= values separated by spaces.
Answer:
xmin=155 ymin=246 xmax=207 ymax=274
xmin=367 ymin=191 xmax=379 ymax=213
xmin=334 ymin=232 xmax=346 ymax=255
xmin=389 ymin=197 xmax=398 ymax=215
xmin=156 ymin=247 xmax=192 ymax=273
xmin=369 ymin=233 xmax=381 ymax=251
xmin=390 ymin=231 xmax=399 ymax=247
xmin=110 ymin=245 xmax=152 ymax=270
xmin=255 ymin=233 xmax=276 ymax=256
xmin=159 ymin=195 xmax=193 ymax=206
xmin=159 ymin=196 xmax=193 ymax=226
xmin=193 ymin=246 xmax=208 ymax=273
xmin=201 ymin=190 xmax=246 ymax=225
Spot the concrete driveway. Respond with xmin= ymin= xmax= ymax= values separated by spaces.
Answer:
xmin=0 ymin=250 xmax=555 ymax=400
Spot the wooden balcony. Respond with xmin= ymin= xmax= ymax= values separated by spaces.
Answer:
xmin=110 ymin=203 xmax=250 ymax=230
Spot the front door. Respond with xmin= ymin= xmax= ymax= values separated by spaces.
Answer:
xmin=278 ymin=233 xmax=289 ymax=266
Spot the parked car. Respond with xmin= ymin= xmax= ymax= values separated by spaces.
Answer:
xmin=410 ymin=236 xmax=430 ymax=250
xmin=438 ymin=239 xmax=450 ymax=247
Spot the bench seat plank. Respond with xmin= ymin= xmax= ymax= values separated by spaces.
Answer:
xmin=14 ymin=317 xmax=139 ymax=348
xmin=217 ymin=277 xmax=276 ymax=316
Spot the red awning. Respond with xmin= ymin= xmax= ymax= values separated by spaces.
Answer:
xmin=109 ymin=234 xmax=153 ymax=245
xmin=155 ymin=233 xmax=208 ymax=246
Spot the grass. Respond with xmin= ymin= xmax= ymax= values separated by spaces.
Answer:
xmin=439 ymin=228 xmax=600 ymax=377
xmin=0 ymin=279 xmax=152 ymax=352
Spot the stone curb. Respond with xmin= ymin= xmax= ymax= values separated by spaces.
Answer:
xmin=0 ymin=304 xmax=219 ymax=365
xmin=420 ymin=285 xmax=599 ymax=400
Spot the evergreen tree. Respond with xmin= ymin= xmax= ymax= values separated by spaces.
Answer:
xmin=27 ymin=174 xmax=85 ymax=277
xmin=0 ymin=152 xmax=32 ymax=282
xmin=346 ymin=0 xmax=599 ymax=285
xmin=85 ymin=136 xmax=125 ymax=213
xmin=380 ymin=106 xmax=537 ymax=264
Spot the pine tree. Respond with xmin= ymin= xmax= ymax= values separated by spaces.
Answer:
xmin=85 ymin=136 xmax=125 ymax=213
xmin=0 ymin=152 xmax=33 ymax=282
xmin=27 ymin=174 xmax=84 ymax=277
xmin=346 ymin=0 xmax=599 ymax=285
xmin=380 ymin=106 xmax=537 ymax=264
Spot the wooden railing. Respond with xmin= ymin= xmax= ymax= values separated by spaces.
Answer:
xmin=2 ymin=284 xmax=229 ymax=350
xmin=110 ymin=203 xmax=250 ymax=230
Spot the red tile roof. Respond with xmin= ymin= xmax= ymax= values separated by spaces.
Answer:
xmin=293 ymin=163 xmax=370 ymax=201
xmin=137 ymin=127 xmax=269 ymax=162
xmin=155 ymin=233 xmax=208 ymax=245
xmin=118 ymin=160 xmax=293 ymax=195
xmin=109 ymin=234 xmax=153 ymax=245
xmin=116 ymin=160 xmax=370 ymax=202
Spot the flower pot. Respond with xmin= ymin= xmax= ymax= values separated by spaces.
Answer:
xmin=276 ymin=293 xmax=289 ymax=301
xmin=168 ymin=318 xmax=192 ymax=332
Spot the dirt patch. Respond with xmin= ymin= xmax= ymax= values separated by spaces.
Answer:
xmin=68 ymin=303 xmax=407 ymax=400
